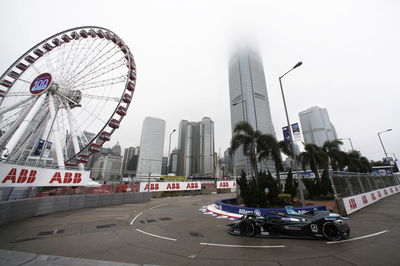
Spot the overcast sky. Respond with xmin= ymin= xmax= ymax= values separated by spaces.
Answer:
xmin=1 ymin=0 xmax=399 ymax=161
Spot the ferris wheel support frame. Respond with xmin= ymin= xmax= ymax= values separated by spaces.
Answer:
xmin=65 ymin=104 xmax=84 ymax=170
xmin=1 ymin=95 xmax=45 ymax=160
xmin=0 ymin=95 xmax=35 ymax=116
xmin=47 ymin=93 xmax=65 ymax=168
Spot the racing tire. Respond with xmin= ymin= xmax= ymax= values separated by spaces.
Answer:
xmin=240 ymin=220 xmax=256 ymax=237
xmin=322 ymin=222 xmax=342 ymax=241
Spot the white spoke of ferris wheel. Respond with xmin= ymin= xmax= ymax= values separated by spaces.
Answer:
xmin=82 ymin=94 xmax=119 ymax=102
xmin=0 ymin=95 xmax=35 ymax=116
xmin=65 ymin=104 xmax=83 ymax=170
xmin=48 ymin=93 xmax=65 ymax=169
xmin=0 ymin=95 xmax=46 ymax=159
xmin=74 ymin=75 xmax=127 ymax=91
xmin=55 ymin=92 xmax=108 ymax=125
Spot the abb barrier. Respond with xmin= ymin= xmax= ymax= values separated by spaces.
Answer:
xmin=0 ymin=162 xmax=91 ymax=187
xmin=139 ymin=181 xmax=201 ymax=192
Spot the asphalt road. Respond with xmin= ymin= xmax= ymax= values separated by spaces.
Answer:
xmin=0 ymin=192 xmax=399 ymax=266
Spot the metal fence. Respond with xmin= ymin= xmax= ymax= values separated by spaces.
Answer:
xmin=330 ymin=172 xmax=400 ymax=198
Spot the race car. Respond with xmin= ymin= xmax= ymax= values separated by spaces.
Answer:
xmin=227 ymin=206 xmax=350 ymax=241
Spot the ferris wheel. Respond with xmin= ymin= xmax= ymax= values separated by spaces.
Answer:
xmin=0 ymin=26 xmax=136 ymax=169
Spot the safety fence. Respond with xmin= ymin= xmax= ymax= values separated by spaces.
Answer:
xmin=0 ymin=180 xmax=237 ymax=201
xmin=330 ymin=172 xmax=400 ymax=216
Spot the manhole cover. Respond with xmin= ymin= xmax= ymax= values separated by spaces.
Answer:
xmin=96 ymin=224 xmax=116 ymax=229
xmin=140 ymin=219 xmax=157 ymax=224
xmin=13 ymin=237 xmax=39 ymax=243
xmin=37 ymin=230 xmax=64 ymax=236
xmin=158 ymin=217 xmax=172 ymax=221
xmin=189 ymin=231 xmax=204 ymax=237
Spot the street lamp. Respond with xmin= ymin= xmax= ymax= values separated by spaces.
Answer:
xmin=377 ymin=128 xmax=392 ymax=161
xmin=338 ymin=138 xmax=354 ymax=151
xmin=279 ymin=61 xmax=305 ymax=206
xmin=167 ymin=129 xmax=176 ymax=174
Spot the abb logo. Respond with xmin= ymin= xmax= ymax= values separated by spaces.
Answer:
xmin=1 ymin=168 xmax=37 ymax=184
xmin=186 ymin=182 xmax=198 ymax=189
xmin=370 ymin=193 xmax=376 ymax=201
xmin=144 ymin=183 xmax=159 ymax=191
xmin=167 ymin=183 xmax=180 ymax=190
xmin=377 ymin=191 xmax=382 ymax=198
xmin=361 ymin=195 xmax=368 ymax=205
xmin=349 ymin=198 xmax=357 ymax=209
xmin=390 ymin=188 xmax=393 ymax=193
xmin=218 ymin=182 xmax=230 ymax=188
xmin=49 ymin=172 xmax=82 ymax=184
xmin=384 ymin=189 xmax=388 ymax=195
xmin=396 ymin=187 xmax=399 ymax=192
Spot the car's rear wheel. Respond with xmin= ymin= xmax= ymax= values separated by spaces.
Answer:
xmin=240 ymin=220 xmax=256 ymax=237
xmin=322 ymin=222 xmax=342 ymax=241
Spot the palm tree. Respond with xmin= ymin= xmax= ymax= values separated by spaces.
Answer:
xmin=231 ymin=121 xmax=261 ymax=181
xmin=346 ymin=150 xmax=372 ymax=173
xmin=258 ymin=134 xmax=284 ymax=191
xmin=299 ymin=143 xmax=328 ymax=179
xmin=231 ymin=121 xmax=280 ymax=181
xmin=322 ymin=140 xmax=347 ymax=171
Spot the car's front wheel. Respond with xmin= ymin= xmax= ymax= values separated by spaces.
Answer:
xmin=322 ymin=222 xmax=342 ymax=241
xmin=240 ymin=220 xmax=256 ymax=237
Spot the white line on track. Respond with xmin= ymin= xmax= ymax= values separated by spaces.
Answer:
xmin=326 ymin=230 xmax=389 ymax=244
xmin=130 ymin=212 xmax=143 ymax=225
xmin=200 ymin=242 xmax=285 ymax=248
xmin=178 ymin=199 xmax=202 ymax=203
xmin=136 ymin=229 xmax=177 ymax=241
xmin=150 ymin=203 xmax=168 ymax=209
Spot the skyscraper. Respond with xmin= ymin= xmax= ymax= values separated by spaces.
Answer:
xmin=136 ymin=117 xmax=166 ymax=179
xmin=299 ymin=106 xmax=338 ymax=147
xmin=228 ymin=48 xmax=276 ymax=176
xmin=122 ymin=146 xmax=139 ymax=176
xmin=176 ymin=117 xmax=215 ymax=177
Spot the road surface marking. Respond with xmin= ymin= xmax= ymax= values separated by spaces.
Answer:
xmin=136 ymin=229 xmax=177 ymax=241
xmin=150 ymin=203 xmax=168 ymax=209
xmin=200 ymin=242 xmax=285 ymax=248
xmin=130 ymin=212 xmax=143 ymax=225
xmin=326 ymin=230 xmax=388 ymax=244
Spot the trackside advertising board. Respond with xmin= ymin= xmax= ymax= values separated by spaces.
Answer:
xmin=0 ymin=162 xmax=91 ymax=187
xmin=216 ymin=181 xmax=236 ymax=189
xmin=139 ymin=181 xmax=201 ymax=192
xmin=342 ymin=185 xmax=400 ymax=215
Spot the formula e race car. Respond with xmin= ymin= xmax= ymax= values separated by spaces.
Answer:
xmin=227 ymin=207 xmax=350 ymax=241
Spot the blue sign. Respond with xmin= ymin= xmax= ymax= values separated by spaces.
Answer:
xmin=282 ymin=126 xmax=291 ymax=143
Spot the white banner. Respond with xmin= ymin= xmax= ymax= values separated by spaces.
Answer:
xmin=139 ymin=181 xmax=201 ymax=192
xmin=342 ymin=185 xmax=400 ymax=215
xmin=0 ymin=162 xmax=91 ymax=187
xmin=216 ymin=181 xmax=236 ymax=189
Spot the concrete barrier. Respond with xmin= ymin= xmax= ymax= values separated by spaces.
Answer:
xmin=0 ymin=192 xmax=151 ymax=226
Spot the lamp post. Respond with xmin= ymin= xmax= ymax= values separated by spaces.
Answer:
xmin=339 ymin=137 xmax=354 ymax=151
xmin=279 ymin=61 xmax=305 ymax=206
xmin=377 ymin=128 xmax=392 ymax=161
xmin=167 ymin=129 xmax=176 ymax=174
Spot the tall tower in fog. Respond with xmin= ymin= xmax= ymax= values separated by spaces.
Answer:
xmin=229 ymin=47 xmax=276 ymax=175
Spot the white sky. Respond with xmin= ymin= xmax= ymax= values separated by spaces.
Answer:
xmin=1 ymin=0 xmax=399 ymax=161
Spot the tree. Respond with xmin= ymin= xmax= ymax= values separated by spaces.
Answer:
xmin=346 ymin=150 xmax=372 ymax=173
xmin=231 ymin=121 xmax=279 ymax=182
xmin=322 ymin=140 xmax=347 ymax=171
xmin=258 ymin=134 xmax=284 ymax=192
xmin=299 ymin=143 xmax=328 ymax=179
xmin=284 ymin=169 xmax=298 ymax=200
